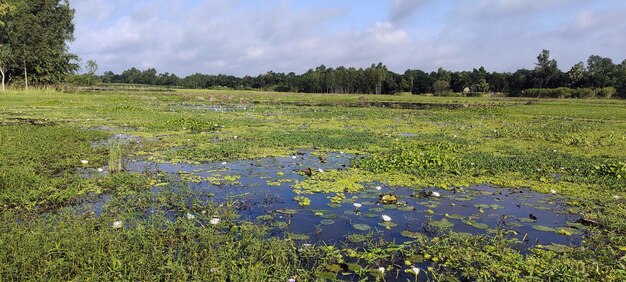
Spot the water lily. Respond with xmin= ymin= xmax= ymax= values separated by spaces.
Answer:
xmin=97 ymin=168 xmax=103 ymax=172
xmin=375 ymin=186 xmax=382 ymax=191
xmin=221 ymin=162 xmax=228 ymax=165
xmin=291 ymin=155 xmax=297 ymax=159
xmin=288 ymin=279 xmax=296 ymax=282
xmin=210 ymin=218 xmax=220 ymax=225
xmin=378 ymin=266 xmax=385 ymax=274
xmin=186 ymin=213 xmax=195 ymax=220
xmin=339 ymin=151 xmax=345 ymax=154
xmin=431 ymin=191 xmax=441 ymax=197
xmin=317 ymin=168 xmax=324 ymax=173
xmin=613 ymin=195 xmax=622 ymax=199
xmin=80 ymin=160 xmax=89 ymax=165
xmin=411 ymin=266 xmax=421 ymax=276
xmin=382 ymin=215 xmax=392 ymax=222
xmin=112 ymin=220 xmax=122 ymax=229
xmin=550 ymin=189 xmax=557 ymax=195
xmin=353 ymin=203 xmax=362 ymax=209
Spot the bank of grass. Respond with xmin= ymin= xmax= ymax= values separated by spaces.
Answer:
xmin=1 ymin=89 xmax=626 ymax=280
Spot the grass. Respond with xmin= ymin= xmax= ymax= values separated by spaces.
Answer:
xmin=0 ymin=89 xmax=625 ymax=280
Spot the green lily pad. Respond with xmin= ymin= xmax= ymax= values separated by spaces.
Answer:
xmin=377 ymin=222 xmax=399 ymax=228
xmin=398 ymin=206 xmax=416 ymax=211
xmin=382 ymin=205 xmax=397 ymax=210
xmin=400 ymin=230 xmax=427 ymax=240
xmin=320 ymin=219 xmax=335 ymax=225
xmin=353 ymin=224 xmax=371 ymax=231
xmin=430 ymin=219 xmax=455 ymax=229
xmin=321 ymin=213 xmax=338 ymax=219
xmin=362 ymin=213 xmax=378 ymax=218
xmin=531 ymin=225 xmax=556 ymax=232
xmin=369 ymin=207 xmax=385 ymax=213
xmin=542 ymin=244 xmax=573 ymax=254
xmin=277 ymin=209 xmax=298 ymax=215
xmin=518 ymin=217 xmax=537 ymax=223
xmin=445 ymin=214 xmax=464 ymax=220
xmin=565 ymin=222 xmax=588 ymax=230
xmin=288 ymin=233 xmax=309 ymax=240
xmin=361 ymin=201 xmax=376 ymax=205
xmin=273 ymin=221 xmax=289 ymax=229
xmin=344 ymin=210 xmax=357 ymax=215
xmin=464 ymin=221 xmax=489 ymax=229
xmin=256 ymin=215 xmax=273 ymax=221
xmin=555 ymin=227 xmax=582 ymax=236
xmin=347 ymin=234 xmax=368 ymax=243
xmin=328 ymin=203 xmax=342 ymax=208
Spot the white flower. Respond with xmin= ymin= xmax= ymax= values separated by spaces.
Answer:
xmin=339 ymin=151 xmax=345 ymax=154
xmin=221 ymin=162 xmax=227 ymax=165
xmin=186 ymin=213 xmax=195 ymax=220
xmin=291 ymin=155 xmax=297 ymax=159
xmin=317 ymin=168 xmax=324 ymax=173
xmin=97 ymin=168 xmax=103 ymax=172
xmin=382 ymin=215 xmax=392 ymax=222
xmin=375 ymin=186 xmax=382 ymax=191
xmin=613 ymin=195 xmax=621 ymax=199
xmin=378 ymin=267 xmax=385 ymax=274
xmin=411 ymin=267 xmax=421 ymax=275
xmin=233 ymin=136 xmax=238 ymax=139
xmin=302 ymin=243 xmax=312 ymax=248
xmin=431 ymin=191 xmax=441 ymax=197
xmin=80 ymin=160 xmax=89 ymax=164
xmin=550 ymin=189 xmax=557 ymax=195
xmin=112 ymin=221 xmax=122 ymax=229
xmin=210 ymin=218 xmax=220 ymax=225
xmin=470 ymin=162 xmax=475 ymax=166
xmin=353 ymin=203 xmax=362 ymax=208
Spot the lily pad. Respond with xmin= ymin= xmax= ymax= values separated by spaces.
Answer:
xmin=362 ymin=213 xmax=378 ymax=218
xmin=398 ymin=206 xmax=416 ymax=211
xmin=347 ymin=234 xmax=368 ymax=243
xmin=555 ymin=227 xmax=582 ymax=236
xmin=531 ymin=225 xmax=556 ymax=232
xmin=464 ymin=221 xmax=489 ymax=229
xmin=400 ymin=230 xmax=427 ymax=240
xmin=320 ymin=219 xmax=335 ymax=225
xmin=277 ymin=209 xmax=298 ymax=215
xmin=328 ymin=203 xmax=342 ymax=208
xmin=273 ymin=221 xmax=289 ymax=229
xmin=377 ymin=222 xmax=399 ymax=228
xmin=382 ymin=205 xmax=397 ymax=210
xmin=369 ymin=207 xmax=385 ymax=213
xmin=353 ymin=224 xmax=371 ymax=231
xmin=256 ymin=215 xmax=273 ymax=221
xmin=430 ymin=219 xmax=455 ymax=229
xmin=321 ymin=213 xmax=338 ymax=219
xmin=445 ymin=214 xmax=465 ymax=220
xmin=288 ymin=233 xmax=309 ymax=240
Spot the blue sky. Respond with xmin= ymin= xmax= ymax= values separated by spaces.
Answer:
xmin=70 ymin=0 xmax=626 ymax=76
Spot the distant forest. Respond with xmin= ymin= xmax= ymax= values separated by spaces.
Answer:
xmin=74 ymin=50 xmax=626 ymax=98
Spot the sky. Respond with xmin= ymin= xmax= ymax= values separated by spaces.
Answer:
xmin=70 ymin=0 xmax=626 ymax=76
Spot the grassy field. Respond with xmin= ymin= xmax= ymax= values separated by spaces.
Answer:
xmin=1 ymin=89 xmax=625 ymax=281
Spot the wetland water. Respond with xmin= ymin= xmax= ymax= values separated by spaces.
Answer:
xmin=84 ymin=151 xmax=584 ymax=249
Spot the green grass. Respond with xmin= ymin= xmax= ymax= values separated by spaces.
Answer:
xmin=1 ymin=89 xmax=626 ymax=281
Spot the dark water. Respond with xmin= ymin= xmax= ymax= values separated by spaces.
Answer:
xmin=76 ymin=151 xmax=585 ymax=281
xmin=113 ymin=152 xmax=582 ymax=247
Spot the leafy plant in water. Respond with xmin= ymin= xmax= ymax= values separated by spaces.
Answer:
xmin=108 ymin=142 xmax=124 ymax=174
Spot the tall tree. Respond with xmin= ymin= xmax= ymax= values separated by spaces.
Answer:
xmin=587 ymin=55 xmax=617 ymax=88
xmin=1 ymin=0 xmax=77 ymax=88
xmin=534 ymin=49 xmax=560 ymax=88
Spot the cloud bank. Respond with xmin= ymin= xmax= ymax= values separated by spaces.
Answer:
xmin=70 ymin=0 xmax=626 ymax=76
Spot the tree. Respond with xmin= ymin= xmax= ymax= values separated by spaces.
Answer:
xmin=433 ymin=80 xmax=450 ymax=95
xmin=0 ymin=44 xmax=9 ymax=91
xmin=534 ymin=49 xmax=560 ymax=88
xmin=1 ymin=0 xmax=77 ymax=88
xmin=568 ymin=62 xmax=587 ymax=88
xmin=587 ymin=55 xmax=617 ymax=88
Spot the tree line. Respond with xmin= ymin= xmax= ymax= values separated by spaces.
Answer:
xmin=1 ymin=1 xmax=625 ymax=98
xmin=87 ymin=51 xmax=626 ymax=98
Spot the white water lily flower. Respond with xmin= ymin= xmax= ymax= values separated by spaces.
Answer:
xmin=375 ymin=186 xmax=382 ymax=191
xmin=431 ymin=191 xmax=441 ymax=197
xmin=339 ymin=151 xmax=345 ymax=154
xmin=382 ymin=215 xmax=392 ymax=222
xmin=411 ymin=267 xmax=421 ymax=275
xmin=353 ymin=203 xmax=362 ymax=208
xmin=112 ymin=221 xmax=122 ymax=229
xmin=80 ymin=160 xmax=89 ymax=164
xmin=221 ymin=162 xmax=227 ymax=165
xmin=186 ymin=213 xmax=195 ymax=220
xmin=97 ymin=168 xmax=103 ymax=172
xmin=378 ymin=267 xmax=385 ymax=273
xmin=318 ymin=168 xmax=324 ymax=173
xmin=210 ymin=218 xmax=220 ymax=225
xmin=233 ymin=136 xmax=238 ymax=139
xmin=550 ymin=189 xmax=557 ymax=195
xmin=291 ymin=155 xmax=297 ymax=159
